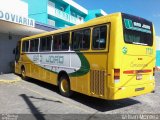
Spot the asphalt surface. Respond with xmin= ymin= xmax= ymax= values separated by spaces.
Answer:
xmin=0 ymin=72 xmax=160 ymax=119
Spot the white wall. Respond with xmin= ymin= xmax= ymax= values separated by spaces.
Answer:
xmin=156 ymin=36 xmax=160 ymax=50
xmin=0 ymin=0 xmax=28 ymax=17
xmin=0 ymin=33 xmax=23 ymax=73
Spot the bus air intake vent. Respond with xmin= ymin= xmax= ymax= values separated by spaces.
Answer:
xmin=90 ymin=70 xmax=105 ymax=96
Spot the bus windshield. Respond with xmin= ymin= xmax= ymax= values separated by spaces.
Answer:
xmin=122 ymin=13 xmax=153 ymax=46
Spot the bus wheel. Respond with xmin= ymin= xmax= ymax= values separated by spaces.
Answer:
xmin=58 ymin=75 xmax=72 ymax=97
xmin=21 ymin=67 xmax=27 ymax=80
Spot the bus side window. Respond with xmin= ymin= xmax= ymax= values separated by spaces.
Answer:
xmin=53 ymin=33 xmax=69 ymax=51
xmin=22 ymin=41 xmax=29 ymax=52
xmin=72 ymin=29 xmax=90 ymax=50
xmin=30 ymin=39 xmax=39 ymax=52
xmin=92 ymin=25 xmax=107 ymax=49
xmin=40 ymin=36 xmax=52 ymax=52
xmin=72 ymin=31 xmax=82 ymax=50
xmin=62 ymin=33 xmax=69 ymax=50
xmin=53 ymin=35 xmax=61 ymax=51
xmin=81 ymin=29 xmax=90 ymax=50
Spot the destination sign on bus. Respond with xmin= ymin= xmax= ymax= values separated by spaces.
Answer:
xmin=124 ymin=19 xmax=151 ymax=34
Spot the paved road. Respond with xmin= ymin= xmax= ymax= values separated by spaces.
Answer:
xmin=0 ymin=73 xmax=160 ymax=119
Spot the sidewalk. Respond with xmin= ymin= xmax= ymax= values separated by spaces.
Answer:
xmin=0 ymin=73 xmax=21 ymax=83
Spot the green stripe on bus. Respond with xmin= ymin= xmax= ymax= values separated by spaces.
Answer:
xmin=69 ymin=52 xmax=90 ymax=77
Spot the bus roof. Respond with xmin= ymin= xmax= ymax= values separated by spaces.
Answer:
xmin=21 ymin=12 xmax=121 ymax=41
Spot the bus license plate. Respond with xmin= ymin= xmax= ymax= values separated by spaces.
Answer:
xmin=136 ymin=74 xmax=142 ymax=80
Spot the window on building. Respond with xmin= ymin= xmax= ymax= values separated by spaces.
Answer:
xmin=77 ymin=15 xmax=83 ymax=21
xmin=48 ymin=1 xmax=55 ymax=8
xmin=48 ymin=1 xmax=55 ymax=15
xmin=92 ymin=25 xmax=107 ymax=49
xmin=30 ymin=39 xmax=39 ymax=52
xmin=71 ymin=12 xmax=76 ymax=17
xmin=96 ymin=14 xmax=101 ymax=18
xmin=48 ymin=19 xmax=55 ymax=26
xmin=65 ymin=25 xmax=70 ymax=28
xmin=52 ymin=33 xmax=69 ymax=51
xmin=22 ymin=41 xmax=29 ymax=52
xmin=60 ymin=7 xmax=64 ymax=11
xmin=40 ymin=36 xmax=52 ymax=52
xmin=72 ymin=29 xmax=90 ymax=50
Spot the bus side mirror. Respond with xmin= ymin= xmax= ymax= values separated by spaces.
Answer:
xmin=13 ymin=48 xmax=15 ymax=54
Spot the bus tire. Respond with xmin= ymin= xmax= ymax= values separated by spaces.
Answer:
xmin=21 ymin=66 xmax=27 ymax=80
xmin=58 ymin=75 xmax=72 ymax=97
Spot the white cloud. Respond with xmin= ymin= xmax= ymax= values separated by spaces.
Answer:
xmin=156 ymin=36 xmax=160 ymax=50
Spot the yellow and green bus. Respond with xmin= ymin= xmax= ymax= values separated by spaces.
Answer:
xmin=14 ymin=13 xmax=156 ymax=100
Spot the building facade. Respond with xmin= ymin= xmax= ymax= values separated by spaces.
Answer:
xmin=0 ymin=0 xmax=55 ymax=73
xmin=23 ymin=0 xmax=107 ymax=28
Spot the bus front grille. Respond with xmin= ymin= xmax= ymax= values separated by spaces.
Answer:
xmin=90 ymin=70 xmax=105 ymax=96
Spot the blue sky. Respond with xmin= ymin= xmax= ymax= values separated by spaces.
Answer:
xmin=74 ymin=0 xmax=160 ymax=36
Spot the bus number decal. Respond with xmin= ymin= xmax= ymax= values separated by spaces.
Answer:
xmin=146 ymin=48 xmax=153 ymax=55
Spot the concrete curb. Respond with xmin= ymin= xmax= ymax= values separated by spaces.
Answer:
xmin=0 ymin=79 xmax=21 ymax=83
xmin=0 ymin=77 xmax=21 ymax=83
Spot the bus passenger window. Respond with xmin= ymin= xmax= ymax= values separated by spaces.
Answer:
xmin=82 ymin=29 xmax=90 ymax=49
xmin=30 ymin=39 xmax=39 ymax=52
xmin=72 ymin=29 xmax=90 ymax=50
xmin=53 ymin=33 xmax=69 ymax=51
xmin=62 ymin=33 xmax=69 ymax=50
xmin=22 ymin=41 xmax=29 ymax=52
xmin=40 ymin=36 xmax=52 ymax=52
xmin=72 ymin=31 xmax=81 ymax=50
xmin=53 ymin=35 xmax=61 ymax=51
xmin=92 ymin=26 xmax=107 ymax=49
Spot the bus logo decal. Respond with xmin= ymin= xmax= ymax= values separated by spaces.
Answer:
xmin=26 ymin=52 xmax=90 ymax=77
xmin=122 ymin=47 xmax=128 ymax=54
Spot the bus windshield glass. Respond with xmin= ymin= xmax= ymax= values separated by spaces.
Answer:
xmin=122 ymin=13 xmax=153 ymax=46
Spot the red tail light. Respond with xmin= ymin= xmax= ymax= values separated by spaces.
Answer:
xmin=114 ymin=69 xmax=120 ymax=80
xmin=123 ymin=69 xmax=152 ymax=74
